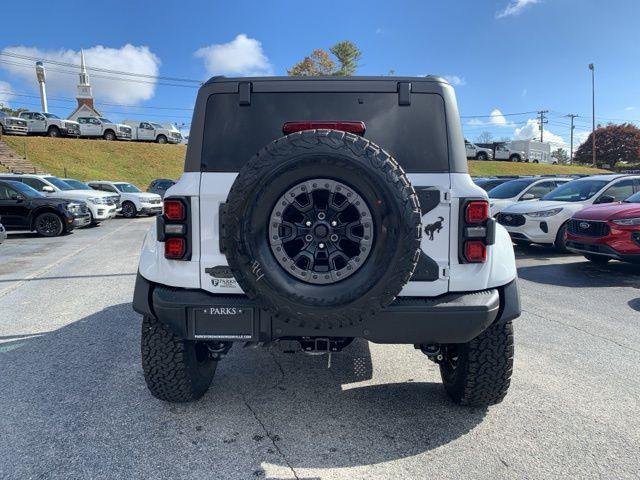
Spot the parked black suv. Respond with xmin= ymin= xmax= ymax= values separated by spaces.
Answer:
xmin=0 ymin=180 xmax=91 ymax=236
xmin=147 ymin=179 xmax=176 ymax=198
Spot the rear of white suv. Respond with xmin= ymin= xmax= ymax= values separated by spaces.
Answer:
xmin=133 ymin=76 xmax=520 ymax=407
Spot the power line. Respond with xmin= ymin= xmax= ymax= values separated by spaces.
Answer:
xmin=0 ymin=59 xmax=200 ymax=89
xmin=0 ymin=51 xmax=203 ymax=84
xmin=460 ymin=110 xmax=537 ymax=118
xmin=0 ymin=90 xmax=193 ymax=111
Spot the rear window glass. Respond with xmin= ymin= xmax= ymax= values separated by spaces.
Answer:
xmin=202 ymin=92 xmax=449 ymax=173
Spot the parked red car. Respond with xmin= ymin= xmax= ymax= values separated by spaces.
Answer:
xmin=566 ymin=191 xmax=640 ymax=264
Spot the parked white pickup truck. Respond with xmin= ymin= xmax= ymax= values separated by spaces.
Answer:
xmin=464 ymin=139 xmax=493 ymax=160
xmin=0 ymin=111 xmax=28 ymax=135
xmin=122 ymin=120 xmax=181 ymax=144
xmin=18 ymin=111 xmax=80 ymax=137
xmin=77 ymin=116 xmax=132 ymax=141
xmin=493 ymin=143 xmax=527 ymax=162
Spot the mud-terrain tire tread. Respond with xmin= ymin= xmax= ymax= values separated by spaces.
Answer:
xmin=141 ymin=315 xmax=217 ymax=402
xmin=221 ymin=129 xmax=422 ymax=328
xmin=440 ymin=320 xmax=514 ymax=406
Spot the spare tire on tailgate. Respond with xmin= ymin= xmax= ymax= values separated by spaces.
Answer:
xmin=221 ymin=129 xmax=422 ymax=329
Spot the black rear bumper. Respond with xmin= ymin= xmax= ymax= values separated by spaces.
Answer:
xmin=133 ymin=274 xmax=520 ymax=344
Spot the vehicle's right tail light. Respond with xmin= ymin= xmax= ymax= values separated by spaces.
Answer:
xmin=459 ymin=199 xmax=495 ymax=263
xmin=158 ymin=197 xmax=191 ymax=260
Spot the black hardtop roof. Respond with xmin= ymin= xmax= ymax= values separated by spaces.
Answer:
xmin=203 ymin=75 xmax=449 ymax=87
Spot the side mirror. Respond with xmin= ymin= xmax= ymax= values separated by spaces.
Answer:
xmin=520 ymin=193 xmax=535 ymax=201
xmin=11 ymin=194 xmax=25 ymax=202
xmin=41 ymin=185 xmax=55 ymax=193
xmin=596 ymin=195 xmax=615 ymax=204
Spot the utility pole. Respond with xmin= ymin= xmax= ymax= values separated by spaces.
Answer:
xmin=588 ymin=63 xmax=596 ymax=167
xmin=566 ymin=114 xmax=578 ymax=163
xmin=537 ymin=110 xmax=548 ymax=142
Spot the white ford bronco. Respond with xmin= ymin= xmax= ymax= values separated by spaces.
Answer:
xmin=133 ymin=76 xmax=520 ymax=406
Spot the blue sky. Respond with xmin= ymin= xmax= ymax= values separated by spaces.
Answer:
xmin=1 ymin=0 xmax=639 ymax=149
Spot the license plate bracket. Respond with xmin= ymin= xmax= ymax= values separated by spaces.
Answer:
xmin=190 ymin=306 xmax=255 ymax=341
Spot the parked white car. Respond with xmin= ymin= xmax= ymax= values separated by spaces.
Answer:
xmin=496 ymin=174 xmax=640 ymax=250
xmin=76 ymin=116 xmax=132 ymax=141
xmin=0 ymin=111 xmax=28 ymax=135
xmin=122 ymin=120 xmax=181 ymax=144
xmin=489 ymin=177 xmax=572 ymax=216
xmin=87 ymin=181 xmax=162 ymax=218
xmin=0 ymin=173 xmax=118 ymax=225
xmin=464 ymin=139 xmax=493 ymax=160
xmin=18 ymin=112 xmax=80 ymax=137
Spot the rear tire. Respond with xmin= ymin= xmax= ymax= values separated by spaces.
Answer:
xmin=34 ymin=212 xmax=64 ymax=237
xmin=440 ymin=320 xmax=514 ymax=406
xmin=141 ymin=315 xmax=217 ymax=402
xmin=584 ymin=254 xmax=611 ymax=264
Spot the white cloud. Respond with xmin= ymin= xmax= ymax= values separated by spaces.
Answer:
xmin=0 ymin=45 xmax=161 ymax=104
xmin=444 ymin=75 xmax=466 ymax=86
xmin=496 ymin=0 xmax=540 ymax=18
xmin=194 ymin=34 xmax=273 ymax=76
xmin=0 ymin=80 xmax=13 ymax=105
xmin=489 ymin=108 xmax=508 ymax=126
xmin=466 ymin=108 xmax=513 ymax=127
xmin=625 ymin=106 xmax=635 ymax=111
xmin=522 ymin=88 xmax=528 ymax=97
xmin=513 ymin=118 xmax=566 ymax=147
xmin=375 ymin=28 xmax=383 ymax=34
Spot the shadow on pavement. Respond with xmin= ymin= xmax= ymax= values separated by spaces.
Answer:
xmin=0 ymin=303 xmax=486 ymax=478
xmin=514 ymin=243 xmax=575 ymax=261
xmin=629 ymin=298 xmax=640 ymax=312
xmin=518 ymin=258 xmax=640 ymax=288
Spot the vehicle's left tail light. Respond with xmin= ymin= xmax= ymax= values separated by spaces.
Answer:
xmin=158 ymin=197 xmax=190 ymax=260
xmin=459 ymin=199 xmax=494 ymax=263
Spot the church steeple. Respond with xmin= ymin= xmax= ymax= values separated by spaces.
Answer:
xmin=76 ymin=49 xmax=94 ymax=106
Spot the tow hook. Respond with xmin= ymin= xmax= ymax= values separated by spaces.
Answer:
xmin=206 ymin=341 xmax=232 ymax=360
xmin=419 ymin=344 xmax=444 ymax=364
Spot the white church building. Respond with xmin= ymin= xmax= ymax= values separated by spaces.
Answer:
xmin=67 ymin=50 xmax=102 ymax=121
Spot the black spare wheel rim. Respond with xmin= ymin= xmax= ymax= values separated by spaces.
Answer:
xmin=221 ymin=129 xmax=422 ymax=329
xmin=269 ymin=178 xmax=373 ymax=285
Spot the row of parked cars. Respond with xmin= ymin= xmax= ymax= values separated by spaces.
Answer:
xmin=0 ymin=110 xmax=183 ymax=144
xmin=474 ymin=173 xmax=640 ymax=264
xmin=0 ymin=173 xmax=167 ymax=239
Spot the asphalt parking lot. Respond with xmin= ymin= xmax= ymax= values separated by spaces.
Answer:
xmin=1 ymin=217 xmax=639 ymax=479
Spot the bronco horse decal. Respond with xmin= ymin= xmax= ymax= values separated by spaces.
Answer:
xmin=424 ymin=216 xmax=445 ymax=241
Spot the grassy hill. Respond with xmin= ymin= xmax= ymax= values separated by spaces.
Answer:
xmin=3 ymin=136 xmax=608 ymax=187
xmin=468 ymin=160 xmax=607 ymax=176
xmin=3 ymin=136 xmax=185 ymax=188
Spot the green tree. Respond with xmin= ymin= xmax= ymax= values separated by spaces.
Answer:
xmin=475 ymin=131 xmax=494 ymax=144
xmin=574 ymin=123 xmax=640 ymax=167
xmin=551 ymin=148 xmax=569 ymax=165
xmin=288 ymin=41 xmax=361 ymax=76
xmin=0 ymin=104 xmax=26 ymax=116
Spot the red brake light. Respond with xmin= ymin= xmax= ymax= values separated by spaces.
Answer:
xmin=464 ymin=240 xmax=487 ymax=263
xmin=283 ymin=121 xmax=366 ymax=135
xmin=164 ymin=199 xmax=185 ymax=221
xmin=165 ymin=237 xmax=186 ymax=259
xmin=465 ymin=201 xmax=489 ymax=224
